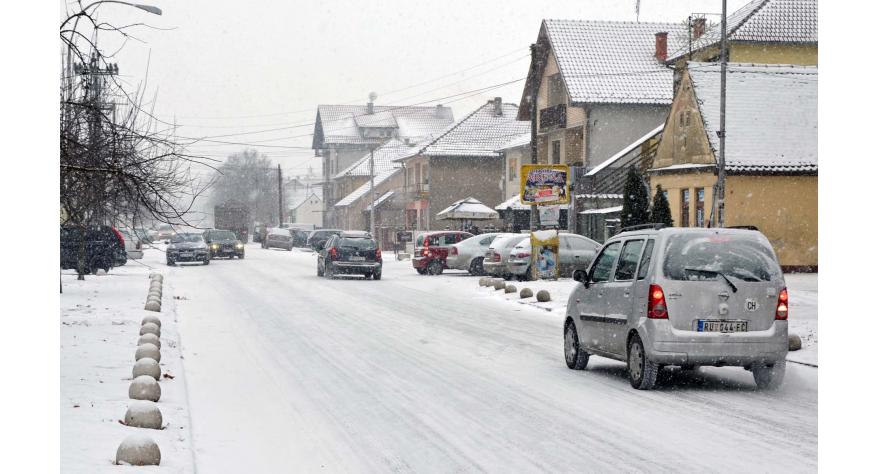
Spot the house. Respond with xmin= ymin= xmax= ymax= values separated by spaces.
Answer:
xmin=286 ymin=192 xmax=323 ymax=228
xmin=663 ymin=0 xmax=818 ymax=82
xmin=311 ymin=101 xmax=454 ymax=227
xmin=333 ymin=167 xmax=406 ymax=248
xmin=497 ymin=132 xmax=531 ymax=202
xmin=283 ymin=177 xmax=323 ymax=226
xmin=392 ymin=98 xmax=530 ymax=232
xmin=648 ymin=63 xmax=817 ymax=271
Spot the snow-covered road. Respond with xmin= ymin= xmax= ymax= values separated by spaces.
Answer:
xmin=160 ymin=243 xmax=817 ymax=473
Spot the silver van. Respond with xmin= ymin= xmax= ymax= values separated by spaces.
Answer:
xmin=563 ymin=225 xmax=789 ymax=390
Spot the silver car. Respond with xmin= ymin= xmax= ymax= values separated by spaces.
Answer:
xmin=447 ymin=233 xmax=512 ymax=275
xmin=507 ymin=233 xmax=601 ymax=281
xmin=563 ymin=226 xmax=788 ymax=390
xmin=483 ymin=234 xmax=529 ymax=280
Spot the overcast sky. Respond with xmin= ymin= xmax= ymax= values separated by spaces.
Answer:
xmin=61 ymin=0 xmax=749 ymax=181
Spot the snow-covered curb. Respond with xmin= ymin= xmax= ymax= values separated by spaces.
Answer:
xmin=61 ymin=261 xmax=195 ymax=472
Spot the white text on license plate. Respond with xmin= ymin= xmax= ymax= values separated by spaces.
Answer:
xmin=180 ymin=252 xmax=193 ymax=258
xmin=349 ymin=256 xmax=365 ymax=261
xmin=699 ymin=320 xmax=747 ymax=332
xmin=223 ymin=248 xmax=233 ymax=252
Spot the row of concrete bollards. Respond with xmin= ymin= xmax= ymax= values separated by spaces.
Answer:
xmin=478 ymin=277 xmax=551 ymax=302
xmin=116 ymin=273 xmax=165 ymax=466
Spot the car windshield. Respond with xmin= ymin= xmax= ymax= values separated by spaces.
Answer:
xmin=663 ymin=233 xmax=782 ymax=282
xmin=158 ymin=225 xmax=173 ymax=231
xmin=211 ymin=231 xmax=236 ymax=240
xmin=337 ymin=237 xmax=378 ymax=250
xmin=172 ymin=233 xmax=203 ymax=243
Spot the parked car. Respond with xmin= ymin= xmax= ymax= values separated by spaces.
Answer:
xmin=482 ymin=234 xmax=529 ymax=280
xmin=118 ymin=229 xmax=144 ymax=261
xmin=204 ymin=229 xmax=245 ymax=259
xmin=154 ymin=223 xmax=177 ymax=242
xmin=167 ymin=232 xmax=210 ymax=266
xmin=412 ymin=231 xmax=474 ymax=275
xmin=316 ymin=231 xmax=382 ymax=280
xmin=60 ymin=225 xmax=126 ymax=274
xmin=446 ymin=233 xmax=512 ymax=275
xmin=133 ymin=227 xmax=153 ymax=244
xmin=283 ymin=222 xmax=316 ymax=232
xmin=507 ymin=233 xmax=601 ymax=281
xmin=563 ymin=225 xmax=789 ymax=390
xmin=288 ymin=228 xmax=309 ymax=248
xmin=307 ymin=229 xmax=342 ymax=251
xmin=263 ymin=227 xmax=295 ymax=251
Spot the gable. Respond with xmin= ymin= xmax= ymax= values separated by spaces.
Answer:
xmin=652 ymin=69 xmax=716 ymax=170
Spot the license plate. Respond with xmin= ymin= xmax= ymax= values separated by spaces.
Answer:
xmin=223 ymin=248 xmax=233 ymax=252
xmin=180 ymin=252 xmax=193 ymax=258
xmin=699 ymin=320 xmax=748 ymax=333
xmin=349 ymin=256 xmax=365 ymax=261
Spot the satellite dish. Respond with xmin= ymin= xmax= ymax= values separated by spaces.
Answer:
xmin=369 ymin=92 xmax=378 ymax=103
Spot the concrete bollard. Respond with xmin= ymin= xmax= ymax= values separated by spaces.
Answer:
xmin=150 ymin=274 xmax=163 ymax=282
xmin=116 ymin=434 xmax=161 ymax=466
xmin=133 ymin=357 xmax=161 ymax=380
xmin=520 ymin=288 xmax=534 ymax=299
xmin=139 ymin=323 xmax=160 ymax=338
xmin=536 ymin=290 xmax=551 ymax=302
xmin=124 ymin=400 xmax=163 ymax=430
xmin=142 ymin=315 xmax=162 ymax=329
xmin=138 ymin=333 xmax=161 ymax=350
xmin=129 ymin=375 xmax=161 ymax=402
xmin=96 ymin=269 xmax=107 ymax=276
xmin=788 ymin=334 xmax=803 ymax=351
xmin=505 ymin=285 xmax=517 ymax=294
xmin=146 ymin=295 xmax=162 ymax=305
xmin=144 ymin=301 xmax=161 ymax=313
xmin=147 ymin=291 xmax=161 ymax=300
xmin=493 ymin=280 xmax=506 ymax=290
xmin=135 ymin=343 xmax=161 ymax=363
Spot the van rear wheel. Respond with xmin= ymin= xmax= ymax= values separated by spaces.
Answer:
xmin=628 ymin=335 xmax=658 ymax=390
xmin=753 ymin=361 xmax=786 ymax=390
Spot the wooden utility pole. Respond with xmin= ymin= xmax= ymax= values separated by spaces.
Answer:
xmin=369 ymin=148 xmax=376 ymax=237
xmin=529 ymin=43 xmax=540 ymax=232
xmin=278 ymin=164 xmax=283 ymax=226
xmin=717 ymin=0 xmax=728 ymax=228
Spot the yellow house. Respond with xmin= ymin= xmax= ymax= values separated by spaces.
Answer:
xmin=649 ymin=63 xmax=817 ymax=271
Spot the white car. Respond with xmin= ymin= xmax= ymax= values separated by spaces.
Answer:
xmin=118 ymin=229 xmax=143 ymax=261
xmin=447 ymin=233 xmax=512 ymax=275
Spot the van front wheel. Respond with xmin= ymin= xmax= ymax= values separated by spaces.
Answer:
xmin=564 ymin=322 xmax=589 ymax=370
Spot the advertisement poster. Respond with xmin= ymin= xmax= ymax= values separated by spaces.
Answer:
xmin=520 ymin=165 xmax=569 ymax=205
xmin=530 ymin=230 xmax=559 ymax=281
xmin=538 ymin=205 xmax=560 ymax=227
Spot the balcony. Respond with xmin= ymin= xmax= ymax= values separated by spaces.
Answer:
xmin=539 ymin=104 xmax=566 ymax=132
xmin=407 ymin=182 xmax=430 ymax=200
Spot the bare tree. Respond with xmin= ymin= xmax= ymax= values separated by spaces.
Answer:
xmin=210 ymin=149 xmax=280 ymax=226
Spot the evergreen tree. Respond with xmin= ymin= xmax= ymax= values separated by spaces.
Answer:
xmin=650 ymin=184 xmax=674 ymax=227
xmin=620 ymin=166 xmax=651 ymax=228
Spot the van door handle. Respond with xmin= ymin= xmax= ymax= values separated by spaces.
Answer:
xmin=624 ymin=289 xmax=631 ymax=297
xmin=598 ymin=290 xmax=604 ymax=297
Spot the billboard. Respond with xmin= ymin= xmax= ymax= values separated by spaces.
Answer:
xmin=520 ymin=165 xmax=569 ymax=205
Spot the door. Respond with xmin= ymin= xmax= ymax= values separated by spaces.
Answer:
xmin=601 ymin=239 xmax=644 ymax=355
xmin=576 ymin=241 xmax=620 ymax=351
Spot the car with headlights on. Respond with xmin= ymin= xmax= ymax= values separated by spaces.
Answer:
xmin=446 ymin=233 xmax=511 ymax=275
xmin=154 ymin=223 xmax=177 ymax=242
xmin=563 ymin=224 xmax=789 ymax=390
xmin=166 ymin=233 xmax=210 ymax=266
xmin=317 ymin=231 xmax=382 ymax=280
xmin=507 ymin=233 xmax=600 ymax=281
xmin=204 ymin=229 xmax=245 ymax=259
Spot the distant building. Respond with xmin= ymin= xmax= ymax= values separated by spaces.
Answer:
xmin=286 ymin=192 xmax=323 ymax=228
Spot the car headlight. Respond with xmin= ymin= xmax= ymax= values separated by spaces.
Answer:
xmin=236 ymin=243 xmax=244 ymax=249
xmin=211 ymin=244 xmax=219 ymax=249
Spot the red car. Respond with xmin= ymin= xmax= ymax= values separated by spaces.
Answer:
xmin=412 ymin=231 xmax=474 ymax=275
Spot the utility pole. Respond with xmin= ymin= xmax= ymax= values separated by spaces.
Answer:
xmin=277 ymin=164 xmax=283 ymax=226
xmin=369 ymin=148 xmax=376 ymax=237
xmin=716 ymin=0 xmax=728 ymax=228
xmin=529 ymin=43 xmax=540 ymax=232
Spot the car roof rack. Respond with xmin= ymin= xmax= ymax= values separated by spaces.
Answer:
xmin=725 ymin=225 xmax=759 ymax=231
xmin=617 ymin=223 xmax=667 ymax=234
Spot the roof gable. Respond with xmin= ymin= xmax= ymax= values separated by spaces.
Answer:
xmin=406 ymin=102 xmax=530 ymax=159
xmin=333 ymin=138 xmax=422 ymax=179
xmin=334 ymin=168 xmax=403 ymax=208
xmin=313 ymin=105 xmax=454 ymax=149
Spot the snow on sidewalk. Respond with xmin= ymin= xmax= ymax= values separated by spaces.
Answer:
xmin=60 ymin=256 xmax=194 ymax=472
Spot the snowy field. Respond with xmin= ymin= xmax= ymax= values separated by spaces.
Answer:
xmin=61 ymin=242 xmax=819 ymax=473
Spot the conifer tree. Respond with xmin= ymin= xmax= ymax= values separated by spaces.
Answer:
xmin=620 ymin=166 xmax=650 ymax=228
xmin=650 ymin=184 xmax=674 ymax=227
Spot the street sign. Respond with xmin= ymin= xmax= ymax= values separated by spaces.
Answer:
xmin=520 ymin=165 xmax=569 ymax=205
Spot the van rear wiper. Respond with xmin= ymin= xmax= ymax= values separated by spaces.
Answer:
xmin=684 ymin=267 xmax=738 ymax=293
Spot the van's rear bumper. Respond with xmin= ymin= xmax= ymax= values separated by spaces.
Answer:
xmin=642 ymin=320 xmax=788 ymax=366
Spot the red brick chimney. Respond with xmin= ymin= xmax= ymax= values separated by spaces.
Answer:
xmin=693 ymin=18 xmax=706 ymax=40
xmin=655 ymin=32 xmax=668 ymax=61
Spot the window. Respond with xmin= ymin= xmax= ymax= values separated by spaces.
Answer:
xmin=590 ymin=242 xmax=621 ymax=283
xmin=681 ymin=189 xmax=690 ymax=227
xmin=509 ymin=157 xmax=517 ymax=180
xmin=552 ymin=141 xmax=561 ymax=164
xmin=686 ymin=112 xmax=691 ymax=126
xmin=636 ymin=239 xmax=655 ymax=280
xmin=567 ymin=235 xmax=595 ymax=251
xmin=548 ymin=74 xmax=565 ymax=106
xmin=695 ymin=187 xmax=705 ymax=227
xmin=614 ymin=240 xmax=644 ymax=281
xmin=479 ymin=236 xmax=495 ymax=246
xmin=662 ymin=234 xmax=783 ymax=282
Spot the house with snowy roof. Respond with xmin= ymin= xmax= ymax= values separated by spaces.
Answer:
xmin=311 ymin=100 xmax=454 ymax=227
xmin=392 ymin=98 xmax=530 ymax=231
xmin=285 ymin=192 xmax=323 ymax=228
xmin=333 ymin=167 xmax=407 ymax=247
xmin=649 ymin=62 xmax=817 ymax=271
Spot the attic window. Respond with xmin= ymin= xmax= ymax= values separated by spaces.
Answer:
xmin=686 ymin=112 xmax=691 ymax=126
xmin=548 ymin=74 xmax=565 ymax=107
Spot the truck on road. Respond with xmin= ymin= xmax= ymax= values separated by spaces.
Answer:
xmin=214 ymin=202 xmax=250 ymax=243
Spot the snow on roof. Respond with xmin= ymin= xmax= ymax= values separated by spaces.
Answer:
xmin=437 ymin=197 xmax=499 ymax=220
xmin=586 ymin=124 xmax=664 ymax=177
xmin=495 ymin=132 xmax=532 ymax=152
xmin=333 ymin=168 xmax=402 ymax=208
xmin=313 ymin=105 xmax=455 ymax=148
xmin=668 ymin=0 xmax=818 ymax=62
xmin=495 ymin=194 xmax=529 ymax=211
xmin=579 ymin=205 xmax=623 ymax=215
xmin=648 ymin=163 xmax=717 ymax=172
xmin=542 ymin=20 xmax=688 ymax=105
xmin=689 ymin=62 xmax=817 ymax=173
xmin=364 ymin=191 xmax=395 ymax=211
xmin=289 ymin=192 xmax=321 ymax=210
xmin=402 ymin=102 xmax=530 ymax=159
xmin=333 ymin=139 xmax=414 ymax=179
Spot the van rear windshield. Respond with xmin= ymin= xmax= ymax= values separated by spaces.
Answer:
xmin=663 ymin=233 xmax=782 ymax=282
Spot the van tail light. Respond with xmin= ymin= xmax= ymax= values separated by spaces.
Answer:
xmin=648 ymin=284 xmax=668 ymax=319
xmin=376 ymin=249 xmax=382 ymax=261
xmin=330 ymin=248 xmax=338 ymax=259
xmin=516 ymin=253 xmax=530 ymax=259
xmin=451 ymin=246 xmax=458 ymax=255
xmin=112 ymin=227 xmax=125 ymax=245
xmin=775 ymin=288 xmax=788 ymax=320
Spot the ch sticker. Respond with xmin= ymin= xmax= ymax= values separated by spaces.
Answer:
xmin=746 ymin=299 xmax=758 ymax=311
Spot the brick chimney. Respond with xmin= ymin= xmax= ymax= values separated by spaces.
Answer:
xmin=693 ymin=18 xmax=706 ymax=40
xmin=655 ymin=32 xmax=668 ymax=62
xmin=493 ymin=97 xmax=503 ymax=116
xmin=436 ymin=104 xmax=443 ymax=117
xmin=367 ymin=101 xmax=374 ymax=115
